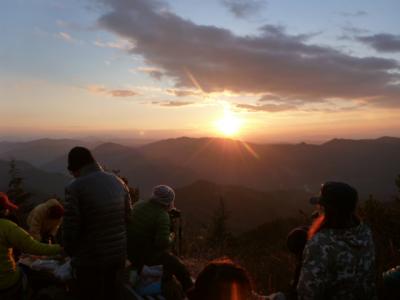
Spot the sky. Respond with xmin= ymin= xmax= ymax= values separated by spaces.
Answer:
xmin=1 ymin=0 xmax=400 ymax=143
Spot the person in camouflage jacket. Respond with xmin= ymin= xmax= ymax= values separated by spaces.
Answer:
xmin=297 ymin=182 xmax=377 ymax=300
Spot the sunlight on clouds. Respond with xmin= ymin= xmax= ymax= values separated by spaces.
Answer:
xmin=93 ymin=38 xmax=135 ymax=50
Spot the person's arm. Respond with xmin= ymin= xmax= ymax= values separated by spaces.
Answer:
xmin=62 ymin=185 xmax=81 ymax=255
xmin=154 ymin=212 xmax=172 ymax=250
xmin=27 ymin=209 xmax=43 ymax=241
xmin=297 ymin=238 xmax=329 ymax=300
xmin=8 ymin=222 xmax=61 ymax=255
xmin=50 ymin=218 xmax=63 ymax=238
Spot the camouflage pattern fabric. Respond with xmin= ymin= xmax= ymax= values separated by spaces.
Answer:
xmin=297 ymin=223 xmax=377 ymax=300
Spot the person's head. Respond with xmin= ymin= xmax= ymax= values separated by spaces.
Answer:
xmin=48 ymin=202 xmax=65 ymax=220
xmin=188 ymin=258 xmax=253 ymax=300
xmin=309 ymin=181 xmax=359 ymax=238
xmin=0 ymin=192 xmax=18 ymax=218
xmin=67 ymin=146 xmax=95 ymax=177
xmin=287 ymin=227 xmax=308 ymax=257
xmin=150 ymin=185 xmax=175 ymax=211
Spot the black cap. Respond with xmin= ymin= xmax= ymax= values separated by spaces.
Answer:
xmin=310 ymin=182 xmax=358 ymax=211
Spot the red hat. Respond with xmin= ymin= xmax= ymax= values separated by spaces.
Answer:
xmin=0 ymin=192 xmax=18 ymax=211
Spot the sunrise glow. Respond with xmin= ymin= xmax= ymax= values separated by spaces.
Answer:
xmin=215 ymin=107 xmax=243 ymax=137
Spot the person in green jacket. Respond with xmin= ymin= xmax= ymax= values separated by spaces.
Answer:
xmin=127 ymin=185 xmax=193 ymax=292
xmin=0 ymin=192 xmax=62 ymax=300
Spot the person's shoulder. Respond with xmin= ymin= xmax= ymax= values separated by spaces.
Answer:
xmin=0 ymin=218 xmax=19 ymax=230
xmin=66 ymin=176 xmax=79 ymax=189
xmin=101 ymin=171 xmax=128 ymax=187
xmin=308 ymin=228 xmax=331 ymax=245
xmin=304 ymin=229 xmax=335 ymax=255
xmin=133 ymin=199 xmax=147 ymax=209
xmin=356 ymin=222 xmax=375 ymax=246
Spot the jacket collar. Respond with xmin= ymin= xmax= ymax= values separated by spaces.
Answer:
xmin=78 ymin=162 xmax=103 ymax=177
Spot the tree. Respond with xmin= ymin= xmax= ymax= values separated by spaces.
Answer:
xmin=207 ymin=197 xmax=231 ymax=253
xmin=7 ymin=159 xmax=31 ymax=205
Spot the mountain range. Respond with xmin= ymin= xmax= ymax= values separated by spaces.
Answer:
xmin=1 ymin=136 xmax=399 ymax=198
xmin=1 ymin=136 xmax=399 ymax=230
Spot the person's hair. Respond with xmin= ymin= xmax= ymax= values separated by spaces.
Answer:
xmin=68 ymin=146 xmax=95 ymax=172
xmin=308 ymin=204 xmax=360 ymax=240
xmin=188 ymin=258 xmax=253 ymax=300
xmin=48 ymin=204 xmax=65 ymax=219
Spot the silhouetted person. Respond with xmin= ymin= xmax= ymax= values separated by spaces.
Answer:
xmin=286 ymin=226 xmax=308 ymax=299
xmin=382 ymin=265 xmax=400 ymax=300
xmin=297 ymin=182 xmax=377 ymax=300
xmin=0 ymin=192 xmax=62 ymax=300
xmin=63 ymin=147 xmax=132 ymax=300
xmin=127 ymin=185 xmax=193 ymax=293
xmin=187 ymin=258 xmax=253 ymax=300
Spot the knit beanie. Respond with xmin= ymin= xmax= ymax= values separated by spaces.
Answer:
xmin=150 ymin=185 xmax=175 ymax=208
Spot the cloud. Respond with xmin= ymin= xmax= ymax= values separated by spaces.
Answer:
xmin=56 ymin=20 xmax=96 ymax=31
xmin=341 ymin=24 xmax=369 ymax=36
xmin=87 ymin=85 xmax=137 ymax=97
xmin=109 ymin=89 xmax=137 ymax=97
xmin=93 ymin=38 xmax=134 ymax=50
xmin=236 ymin=103 xmax=297 ymax=112
xmin=96 ymin=0 xmax=400 ymax=109
xmin=166 ymin=89 xmax=200 ymax=97
xmin=338 ymin=10 xmax=367 ymax=17
xmin=356 ymin=34 xmax=400 ymax=53
xmin=136 ymin=67 xmax=164 ymax=79
xmin=152 ymin=100 xmax=194 ymax=107
xmin=221 ymin=0 xmax=267 ymax=19
xmin=57 ymin=32 xmax=76 ymax=43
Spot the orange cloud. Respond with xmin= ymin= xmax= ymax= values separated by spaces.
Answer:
xmin=87 ymin=85 xmax=137 ymax=97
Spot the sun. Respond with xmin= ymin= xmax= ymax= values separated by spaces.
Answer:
xmin=215 ymin=108 xmax=243 ymax=137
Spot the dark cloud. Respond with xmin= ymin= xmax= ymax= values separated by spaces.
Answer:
xmin=152 ymin=100 xmax=194 ymax=107
xmin=356 ymin=34 xmax=400 ymax=53
xmin=236 ymin=103 xmax=297 ymax=112
xmin=97 ymin=0 xmax=400 ymax=108
xmin=221 ymin=0 xmax=267 ymax=19
xmin=258 ymin=94 xmax=295 ymax=103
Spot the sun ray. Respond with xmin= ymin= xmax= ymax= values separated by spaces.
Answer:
xmin=240 ymin=140 xmax=260 ymax=160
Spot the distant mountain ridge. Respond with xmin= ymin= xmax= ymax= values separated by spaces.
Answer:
xmin=0 ymin=139 xmax=96 ymax=167
xmin=0 ymin=159 xmax=70 ymax=200
xmin=135 ymin=136 xmax=400 ymax=197
xmin=1 ymin=136 xmax=399 ymax=197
